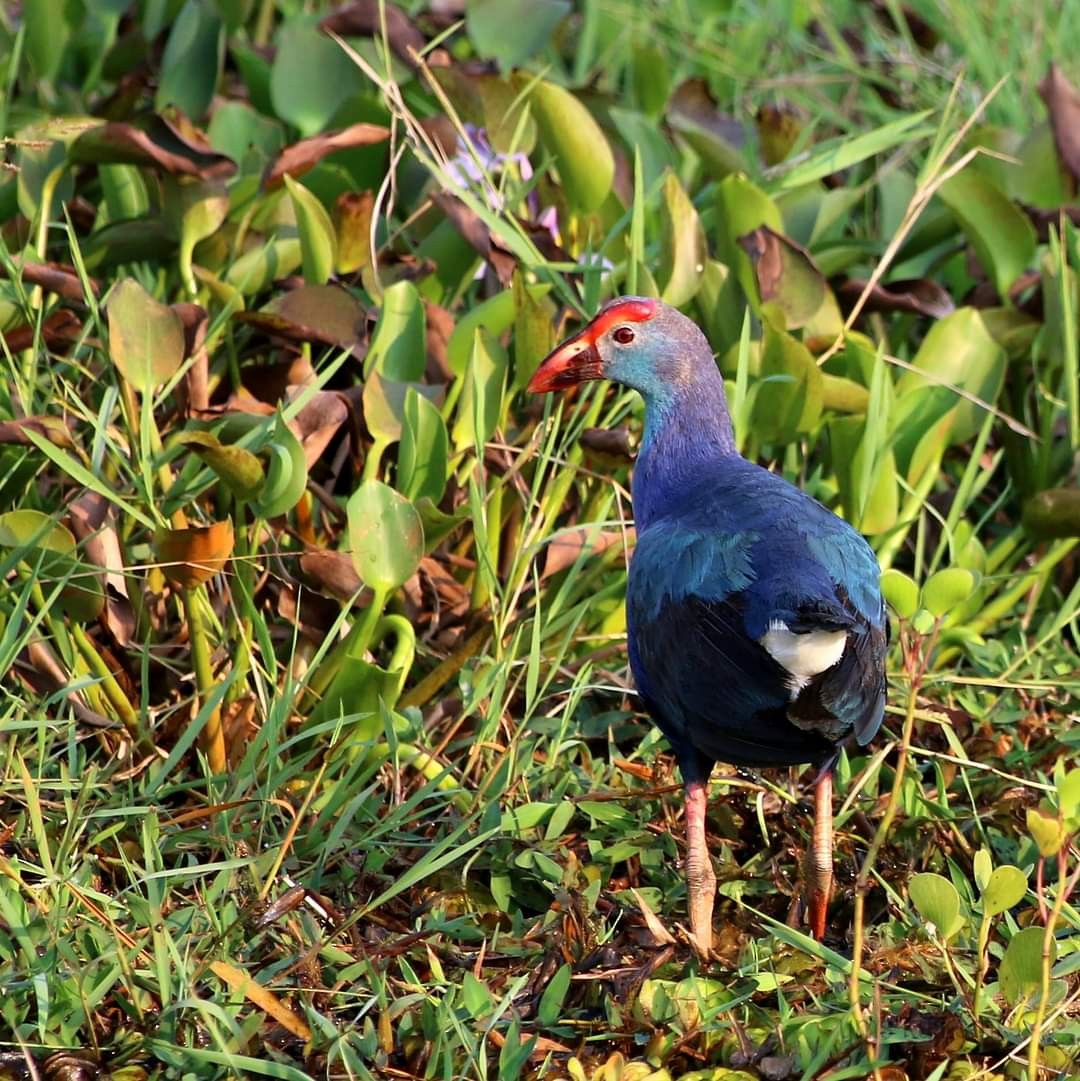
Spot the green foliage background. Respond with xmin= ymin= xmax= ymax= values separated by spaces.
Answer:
xmin=1 ymin=0 xmax=1079 ymax=1077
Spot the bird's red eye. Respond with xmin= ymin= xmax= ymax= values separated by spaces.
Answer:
xmin=613 ymin=326 xmax=635 ymax=345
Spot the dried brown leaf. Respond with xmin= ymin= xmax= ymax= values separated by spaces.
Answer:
xmin=286 ymin=387 xmax=352 ymax=468
xmin=835 ymin=277 xmax=955 ymax=319
xmin=542 ymin=527 xmax=627 ymax=580
xmin=209 ymin=960 xmax=311 ymax=1040
xmin=320 ymin=1 xmax=446 ymax=69
xmin=300 ymin=548 xmax=365 ymax=601
xmin=0 ymin=415 xmax=74 ymax=449
xmin=1039 ymin=63 xmax=1080 ymax=186
xmin=154 ymin=520 xmax=234 ymax=588
xmin=431 ymin=192 xmax=517 ymax=285
xmin=2 ymin=309 xmax=84 ymax=353
xmin=2 ymin=261 xmax=99 ymax=302
xmin=68 ymin=491 xmax=134 ymax=647
xmin=70 ymin=114 xmax=236 ymax=178
xmin=264 ymin=123 xmax=390 ymax=189
xmin=173 ymin=302 xmax=210 ymax=413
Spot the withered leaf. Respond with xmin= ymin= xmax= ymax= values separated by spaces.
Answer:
xmin=335 ymin=190 xmax=375 ymax=275
xmin=1038 ymin=63 xmax=1080 ymax=186
xmin=261 ymin=284 xmax=366 ymax=347
xmin=580 ymin=426 xmax=633 ymax=460
xmin=542 ymin=527 xmax=631 ymax=580
xmin=209 ymin=960 xmax=311 ymax=1041
xmin=154 ymin=520 xmax=234 ymax=588
xmin=320 ymin=1 xmax=434 ymax=70
xmin=431 ymin=191 xmax=516 ymax=285
xmin=300 ymin=548 xmax=365 ymax=601
xmin=285 ymin=387 xmax=353 ymax=468
xmin=0 ymin=415 xmax=74 ymax=449
xmin=738 ymin=225 xmax=827 ymax=329
xmin=70 ymin=114 xmax=236 ymax=178
xmin=669 ymin=77 xmax=745 ymax=175
xmin=2 ymin=261 xmax=100 ymax=303
xmin=264 ymin=123 xmax=390 ymax=189
xmin=835 ymin=277 xmax=955 ymax=319
xmin=1 ymin=309 xmax=84 ymax=353
xmin=173 ymin=303 xmax=210 ymax=412
xmin=69 ymin=491 xmax=135 ymax=647
xmin=756 ymin=104 xmax=802 ymax=166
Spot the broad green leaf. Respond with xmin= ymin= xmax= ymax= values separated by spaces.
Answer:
xmin=630 ymin=41 xmax=671 ymax=116
xmin=880 ymin=568 xmax=919 ymax=619
xmin=24 ymin=0 xmax=70 ymax=82
xmin=739 ymin=225 xmax=833 ymax=332
xmin=453 ymin=329 xmax=508 ymax=453
xmin=937 ymin=168 xmax=1036 ymax=300
xmin=365 ymin=281 xmax=426 ymax=381
xmin=908 ymin=872 xmax=964 ymax=940
xmin=172 ymin=431 xmax=264 ymax=501
xmin=751 ymin=324 xmax=823 ymax=444
xmin=225 ymin=236 xmax=303 ymax=294
xmin=512 ymin=272 xmax=555 ymax=389
xmin=537 ymin=963 xmax=572 ymax=1027
xmin=107 ymin=278 xmax=186 ymax=393
xmin=398 ymin=389 xmax=449 ymax=503
xmin=447 ymin=285 xmax=551 ymax=376
xmin=1000 ymin=926 xmax=1052 ymax=1005
xmin=270 ymin=18 xmax=363 ymax=137
xmin=1027 ymin=807 xmax=1066 ymax=857
xmin=716 ymin=175 xmax=783 ymax=306
xmin=530 ymin=79 xmax=614 ymax=213
xmin=982 ymin=866 xmax=1027 ymax=916
xmin=0 ymin=510 xmax=104 ymax=621
xmin=156 ymin=0 xmax=224 ymax=119
xmin=207 ymin=101 xmax=285 ymax=168
xmin=1058 ymin=768 xmax=1080 ymax=826
xmin=922 ymin=567 xmax=977 ymax=617
xmin=897 ymin=308 xmax=1005 ymax=447
xmin=911 ymin=608 xmax=936 ymax=636
xmin=284 ymin=175 xmax=336 ymax=286
xmin=363 ymin=373 xmax=442 ymax=445
xmin=252 ymin=417 xmax=307 ymax=519
xmin=467 ymin=0 xmax=570 ymax=69
xmin=347 ymin=481 xmax=424 ymax=592
xmin=658 ymin=170 xmax=707 ymax=307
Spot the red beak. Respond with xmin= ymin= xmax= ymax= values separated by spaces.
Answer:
xmin=527 ymin=333 xmax=603 ymax=393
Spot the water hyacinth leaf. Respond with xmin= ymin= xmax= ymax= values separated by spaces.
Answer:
xmin=908 ymin=872 xmax=964 ymax=939
xmin=898 ymin=308 xmax=1006 ymax=446
xmin=716 ymin=175 xmax=783 ymax=305
xmin=512 ymin=272 xmax=555 ymax=389
xmin=23 ymin=0 xmax=70 ymax=82
xmin=981 ymin=866 xmax=1027 ymax=917
xmin=1022 ymin=488 xmax=1080 ymax=539
xmin=0 ymin=510 xmax=104 ymax=621
xmin=347 ymin=481 xmax=424 ymax=592
xmin=154 ymin=519 xmax=234 ymax=589
xmin=669 ymin=78 xmax=745 ymax=178
xmin=172 ymin=431 xmax=264 ymax=501
xmin=530 ymin=79 xmax=614 ymax=213
xmin=107 ymin=278 xmax=186 ymax=392
xmin=751 ymin=325 xmax=823 ymax=444
xmin=283 ymin=175 xmax=336 ymax=286
xmin=363 ymin=373 xmax=441 ymax=445
xmin=398 ymin=389 xmax=449 ymax=504
xmin=446 ymin=284 xmax=551 ymax=376
xmin=453 ymin=329 xmax=508 ymax=452
xmin=738 ymin=225 xmax=827 ymax=329
xmin=922 ymin=567 xmax=977 ymax=617
xmin=252 ymin=417 xmax=307 ymax=519
xmin=265 ymin=123 xmax=389 ymax=189
xmin=156 ymin=0 xmax=224 ymax=120
xmin=973 ymin=848 xmax=993 ymax=892
xmin=658 ymin=170 xmax=707 ymax=307
xmin=365 ymin=280 xmax=426 ymax=381
xmin=207 ymin=102 xmax=285 ymax=169
xmin=937 ymin=168 xmax=1036 ymax=300
xmin=258 ymin=283 xmax=365 ymax=346
xmin=631 ymin=41 xmax=671 ymax=116
xmin=1038 ymin=64 xmax=1080 ymax=186
xmin=880 ymin=569 xmax=919 ymax=619
xmin=1000 ymin=926 xmax=1052 ymax=1006
xmin=1026 ymin=807 xmax=1066 ymax=857
xmin=466 ymin=0 xmax=570 ymax=70
xmin=225 ymin=235 xmax=303 ymax=294
xmin=169 ymin=178 xmax=229 ymax=295
xmin=270 ymin=18 xmax=364 ymax=137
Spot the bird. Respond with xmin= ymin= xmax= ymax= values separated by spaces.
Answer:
xmin=528 ymin=297 xmax=887 ymax=957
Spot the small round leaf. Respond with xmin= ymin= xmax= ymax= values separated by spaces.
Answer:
xmin=922 ymin=567 xmax=977 ymax=617
xmin=908 ymin=872 xmax=964 ymax=940
xmin=1000 ymin=926 xmax=1052 ymax=1006
xmin=880 ymin=568 xmax=919 ymax=619
xmin=1027 ymin=807 xmax=1067 ymax=857
xmin=982 ymin=865 xmax=1027 ymax=916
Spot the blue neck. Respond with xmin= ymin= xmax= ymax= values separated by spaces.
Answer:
xmin=632 ymin=369 xmax=737 ymax=528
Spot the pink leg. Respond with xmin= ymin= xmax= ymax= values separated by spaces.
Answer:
xmin=685 ymin=780 xmax=716 ymax=959
xmin=807 ymin=770 xmax=834 ymax=941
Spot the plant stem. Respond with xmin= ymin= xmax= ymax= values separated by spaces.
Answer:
xmin=69 ymin=623 xmax=151 ymax=752
xmin=182 ymin=586 xmax=226 ymax=773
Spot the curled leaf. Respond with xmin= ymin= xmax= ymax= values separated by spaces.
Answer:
xmin=70 ymin=115 xmax=235 ymax=178
xmin=835 ymin=277 xmax=955 ymax=319
xmin=265 ymin=123 xmax=390 ymax=189
xmin=154 ymin=519 xmax=234 ymax=589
